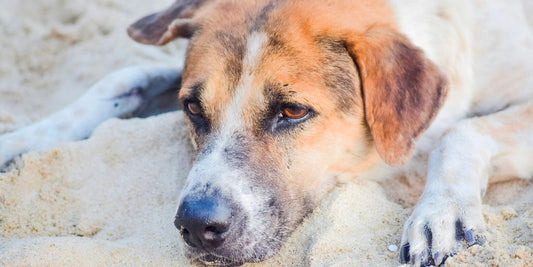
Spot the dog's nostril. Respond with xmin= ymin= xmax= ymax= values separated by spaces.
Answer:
xmin=180 ymin=228 xmax=198 ymax=248
xmin=205 ymin=225 xmax=219 ymax=234
xmin=202 ymin=222 xmax=229 ymax=245
xmin=205 ymin=221 xmax=230 ymax=234
xmin=202 ymin=225 xmax=226 ymax=247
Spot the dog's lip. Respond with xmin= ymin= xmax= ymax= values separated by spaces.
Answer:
xmin=196 ymin=254 xmax=242 ymax=266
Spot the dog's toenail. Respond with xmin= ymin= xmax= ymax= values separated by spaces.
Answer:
xmin=400 ymin=243 xmax=410 ymax=263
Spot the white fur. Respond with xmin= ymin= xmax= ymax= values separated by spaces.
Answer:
xmin=386 ymin=0 xmax=533 ymax=264
xmin=177 ymin=31 xmax=270 ymax=239
xmin=220 ymin=31 xmax=267 ymax=137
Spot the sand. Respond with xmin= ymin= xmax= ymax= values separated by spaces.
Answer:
xmin=0 ymin=0 xmax=532 ymax=266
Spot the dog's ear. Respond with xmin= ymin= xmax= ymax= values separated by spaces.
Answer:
xmin=347 ymin=27 xmax=447 ymax=166
xmin=127 ymin=0 xmax=215 ymax=45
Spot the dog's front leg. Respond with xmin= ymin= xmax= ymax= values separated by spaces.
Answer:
xmin=0 ymin=66 xmax=180 ymax=169
xmin=400 ymin=101 xmax=533 ymax=266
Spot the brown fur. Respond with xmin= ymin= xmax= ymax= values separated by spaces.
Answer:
xmin=348 ymin=28 xmax=448 ymax=165
xmin=130 ymin=0 xmax=447 ymax=166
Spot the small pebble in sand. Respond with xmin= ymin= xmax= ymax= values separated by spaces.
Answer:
xmin=388 ymin=244 xmax=398 ymax=252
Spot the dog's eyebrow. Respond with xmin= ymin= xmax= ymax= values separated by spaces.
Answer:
xmin=180 ymin=82 xmax=204 ymax=101
xmin=263 ymin=81 xmax=295 ymax=106
xmin=258 ymin=81 xmax=291 ymax=133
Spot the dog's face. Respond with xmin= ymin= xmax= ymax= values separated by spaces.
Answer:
xmin=128 ymin=0 xmax=447 ymax=265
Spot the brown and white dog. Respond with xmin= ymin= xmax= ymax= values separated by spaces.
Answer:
xmin=126 ymin=0 xmax=533 ymax=265
xmin=1 ymin=0 xmax=532 ymax=266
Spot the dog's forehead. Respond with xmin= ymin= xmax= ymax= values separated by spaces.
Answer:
xmin=183 ymin=36 xmax=315 ymax=113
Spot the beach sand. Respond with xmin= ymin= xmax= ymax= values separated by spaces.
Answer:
xmin=1 ymin=0 xmax=532 ymax=266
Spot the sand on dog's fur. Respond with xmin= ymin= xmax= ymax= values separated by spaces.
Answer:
xmin=1 ymin=0 xmax=532 ymax=266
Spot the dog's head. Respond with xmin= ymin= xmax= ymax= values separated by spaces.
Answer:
xmin=129 ymin=0 xmax=447 ymax=265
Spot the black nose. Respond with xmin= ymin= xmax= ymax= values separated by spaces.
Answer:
xmin=174 ymin=196 xmax=232 ymax=250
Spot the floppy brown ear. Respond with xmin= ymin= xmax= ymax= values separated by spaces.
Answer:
xmin=127 ymin=0 xmax=215 ymax=45
xmin=348 ymin=27 xmax=448 ymax=166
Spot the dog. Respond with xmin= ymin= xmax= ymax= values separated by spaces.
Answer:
xmin=1 ymin=0 xmax=532 ymax=266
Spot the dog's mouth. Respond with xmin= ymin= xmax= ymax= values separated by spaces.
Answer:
xmin=196 ymin=254 xmax=242 ymax=266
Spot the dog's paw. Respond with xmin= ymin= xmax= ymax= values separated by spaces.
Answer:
xmin=400 ymin=194 xmax=486 ymax=266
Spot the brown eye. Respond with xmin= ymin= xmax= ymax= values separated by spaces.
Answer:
xmin=282 ymin=106 xmax=308 ymax=119
xmin=187 ymin=102 xmax=202 ymax=115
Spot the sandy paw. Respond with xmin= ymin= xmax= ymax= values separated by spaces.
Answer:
xmin=399 ymin=196 xmax=486 ymax=266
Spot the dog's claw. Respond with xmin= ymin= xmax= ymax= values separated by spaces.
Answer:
xmin=423 ymin=254 xmax=435 ymax=267
xmin=400 ymin=243 xmax=410 ymax=264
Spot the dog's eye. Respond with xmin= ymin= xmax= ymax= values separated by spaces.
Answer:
xmin=282 ymin=106 xmax=308 ymax=119
xmin=184 ymin=100 xmax=210 ymax=134
xmin=187 ymin=102 xmax=202 ymax=116
xmin=271 ymin=103 xmax=315 ymax=131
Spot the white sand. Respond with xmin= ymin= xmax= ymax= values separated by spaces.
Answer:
xmin=1 ymin=0 xmax=532 ymax=266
